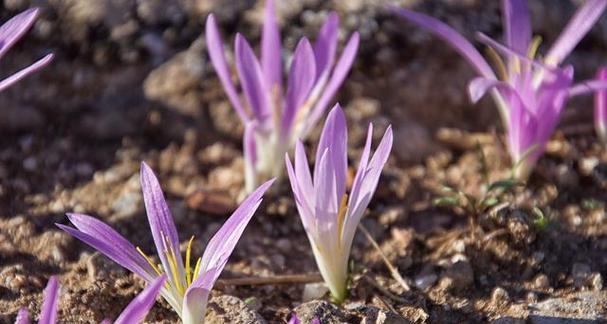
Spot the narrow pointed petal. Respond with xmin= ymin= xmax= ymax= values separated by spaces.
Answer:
xmin=348 ymin=124 xmax=373 ymax=210
xmin=285 ymin=152 xmax=314 ymax=233
xmin=294 ymin=141 xmax=314 ymax=204
xmin=502 ymin=0 xmax=531 ymax=54
xmin=15 ymin=308 xmax=30 ymax=324
xmin=314 ymin=105 xmax=347 ymax=201
xmin=192 ymin=179 xmax=274 ymax=291
xmin=205 ymin=15 xmax=248 ymax=122
xmin=314 ymin=12 xmax=339 ymax=80
xmin=0 ymin=8 xmax=39 ymax=59
xmin=261 ymin=0 xmax=282 ymax=89
xmin=38 ymin=276 xmax=59 ymax=324
xmin=283 ymin=38 xmax=316 ymax=136
xmin=57 ymin=215 xmax=156 ymax=281
xmin=569 ymin=79 xmax=607 ymax=97
xmin=0 ymin=53 xmax=53 ymax=92
xmin=140 ymin=162 xmax=184 ymax=276
xmin=391 ymin=7 xmax=495 ymax=79
xmin=243 ymin=122 xmax=258 ymax=193
xmin=235 ymin=34 xmax=272 ymax=122
xmin=595 ymin=67 xmax=607 ymax=142
xmin=468 ymin=77 xmax=515 ymax=103
xmin=306 ymin=33 xmax=359 ymax=133
xmin=343 ymin=126 xmax=393 ymax=246
xmin=314 ymin=148 xmax=338 ymax=217
xmin=114 ymin=275 xmax=166 ymax=324
xmin=545 ymin=0 xmax=607 ymax=66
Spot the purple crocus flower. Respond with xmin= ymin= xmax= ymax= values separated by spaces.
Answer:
xmin=0 ymin=8 xmax=53 ymax=92
xmin=285 ymin=104 xmax=393 ymax=303
xmin=206 ymin=0 xmax=359 ymax=193
xmin=392 ymin=0 xmax=607 ymax=179
xmin=57 ymin=162 xmax=273 ymax=324
xmin=16 ymin=275 xmax=166 ymax=324
xmin=595 ymin=67 xmax=607 ymax=143
xmin=15 ymin=276 xmax=59 ymax=324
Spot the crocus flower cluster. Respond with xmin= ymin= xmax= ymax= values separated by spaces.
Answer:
xmin=595 ymin=67 xmax=607 ymax=143
xmin=206 ymin=0 xmax=359 ymax=193
xmin=0 ymin=8 xmax=53 ymax=92
xmin=285 ymin=104 xmax=393 ymax=302
xmin=393 ymin=0 xmax=607 ymax=179
xmin=58 ymin=162 xmax=273 ymax=324
xmin=16 ymin=275 xmax=166 ymax=324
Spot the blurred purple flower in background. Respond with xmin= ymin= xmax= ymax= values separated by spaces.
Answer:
xmin=16 ymin=275 xmax=166 ymax=324
xmin=393 ymin=0 xmax=607 ymax=179
xmin=16 ymin=276 xmax=59 ymax=324
xmin=595 ymin=67 xmax=607 ymax=143
xmin=206 ymin=0 xmax=359 ymax=194
xmin=285 ymin=104 xmax=392 ymax=303
xmin=0 ymin=8 xmax=53 ymax=92
xmin=58 ymin=162 xmax=273 ymax=324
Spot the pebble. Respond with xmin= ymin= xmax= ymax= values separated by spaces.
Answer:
xmin=414 ymin=273 xmax=438 ymax=290
xmin=491 ymin=287 xmax=510 ymax=306
xmin=571 ymin=263 xmax=592 ymax=288
xmin=302 ymin=283 xmax=329 ymax=302
xmin=589 ymin=273 xmax=603 ymax=291
xmin=441 ymin=259 xmax=474 ymax=290
xmin=533 ymin=274 xmax=550 ymax=289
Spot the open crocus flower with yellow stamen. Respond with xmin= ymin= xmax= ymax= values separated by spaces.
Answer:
xmin=393 ymin=0 xmax=607 ymax=179
xmin=206 ymin=0 xmax=359 ymax=194
xmin=285 ymin=104 xmax=393 ymax=303
xmin=16 ymin=275 xmax=166 ymax=324
xmin=0 ymin=8 xmax=53 ymax=92
xmin=57 ymin=162 xmax=273 ymax=324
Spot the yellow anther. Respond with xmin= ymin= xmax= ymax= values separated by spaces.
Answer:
xmin=186 ymin=236 xmax=195 ymax=285
xmin=485 ymin=46 xmax=509 ymax=81
xmin=136 ymin=247 xmax=163 ymax=276
xmin=337 ymin=194 xmax=349 ymax=243
xmin=528 ymin=35 xmax=542 ymax=60
xmin=166 ymin=248 xmax=184 ymax=295
xmin=193 ymin=257 xmax=203 ymax=281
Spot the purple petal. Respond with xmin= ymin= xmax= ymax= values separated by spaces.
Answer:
xmin=113 ymin=275 xmax=166 ymax=324
xmin=595 ymin=67 xmax=607 ymax=141
xmin=235 ymin=34 xmax=272 ymax=122
xmin=38 ymin=276 xmax=59 ymax=324
xmin=314 ymin=148 xmax=338 ymax=218
xmin=569 ymin=79 xmax=607 ymax=97
xmin=261 ymin=0 xmax=282 ymax=90
xmin=314 ymin=12 xmax=339 ymax=81
xmin=468 ymin=77 xmax=513 ymax=103
xmin=15 ymin=308 xmax=30 ymax=324
xmin=314 ymin=104 xmax=347 ymax=202
xmin=57 ymin=214 xmax=156 ymax=281
xmin=502 ymin=0 xmax=531 ymax=55
xmin=344 ymin=125 xmax=393 ymax=243
xmin=287 ymin=314 xmax=300 ymax=324
xmin=306 ymin=33 xmax=359 ymax=133
xmin=391 ymin=7 xmax=495 ymax=79
xmin=294 ymin=141 xmax=314 ymax=205
xmin=140 ymin=162 xmax=184 ymax=277
xmin=190 ymin=179 xmax=274 ymax=291
xmin=243 ymin=122 xmax=258 ymax=192
xmin=545 ymin=0 xmax=607 ymax=66
xmin=0 ymin=8 xmax=39 ymax=59
xmin=285 ymin=146 xmax=313 ymax=232
xmin=348 ymin=124 xmax=373 ymax=211
xmin=0 ymin=53 xmax=53 ymax=92
xmin=283 ymin=38 xmax=316 ymax=136
xmin=205 ymin=14 xmax=248 ymax=122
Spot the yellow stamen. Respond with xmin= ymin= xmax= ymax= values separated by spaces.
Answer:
xmin=193 ymin=257 xmax=202 ymax=281
xmin=337 ymin=194 xmax=348 ymax=243
xmin=165 ymin=247 xmax=185 ymax=295
xmin=528 ymin=35 xmax=542 ymax=60
xmin=136 ymin=247 xmax=163 ymax=276
xmin=485 ymin=46 xmax=509 ymax=81
xmin=185 ymin=236 xmax=195 ymax=285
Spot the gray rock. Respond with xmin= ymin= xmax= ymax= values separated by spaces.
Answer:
xmin=205 ymin=295 xmax=266 ymax=324
xmin=529 ymin=291 xmax=607 ymax=322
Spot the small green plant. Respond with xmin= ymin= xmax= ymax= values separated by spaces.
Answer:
xmin=531 ymin=206 xmax=551 ymax=231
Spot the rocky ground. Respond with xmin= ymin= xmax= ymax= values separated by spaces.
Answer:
xmin=1 ymin=0 xmax=607 ymax=323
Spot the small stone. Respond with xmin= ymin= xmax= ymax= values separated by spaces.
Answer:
xmin=491 ymin=287 xmax=510 ymax=306
xmin=302 ymin=283 xmax=329 ymax=302
xmin=8 ymin=274 xmax=27 ymax=290
xmin=275 ymin=239 xmax=292 ymax=253
xmin=293 ymin=300 xmax=352 ymax=323
xmin=533 ymin=274 xmax=550 ymax=289
xmin=589 ymin=273 xmax=603 ymax=291
xmin=442 ymin=259 xmax=474 ymax=290
xmin=572 ymin=263 xmax=592 ymax=288
xmin=526 ymin=292 xmax=538 ymax=303
xmin=414 ymin=273 xmax=437 ymax=290
xmin=555 ymin=164 xmax=579 ymax=188
xmin=579 ymin=157 xmax=599 ymax=176
xmin=22 ymin=157 xmax=37 ymax=172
